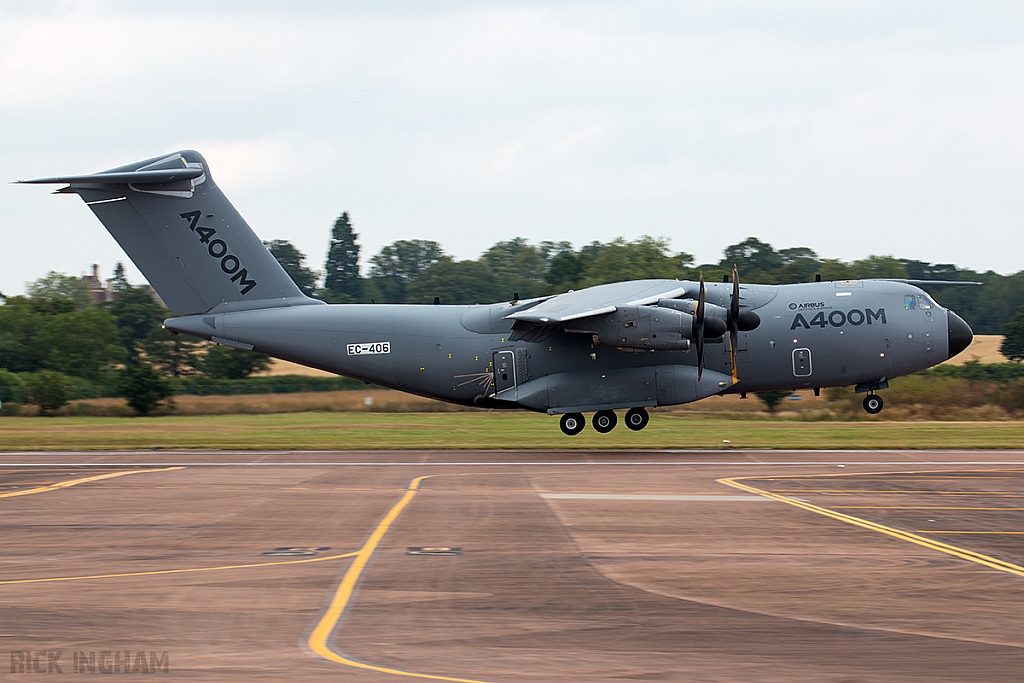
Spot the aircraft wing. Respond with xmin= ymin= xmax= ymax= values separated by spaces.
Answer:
xmin=505 ymin=279 xmax=689 ymax=324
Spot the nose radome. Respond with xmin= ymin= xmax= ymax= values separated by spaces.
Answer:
xmin=947 ymin=311 xmax=973 ymax=360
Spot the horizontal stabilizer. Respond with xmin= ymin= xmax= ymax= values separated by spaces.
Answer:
xmin=18 ymin=168 xmax=205 ymax=185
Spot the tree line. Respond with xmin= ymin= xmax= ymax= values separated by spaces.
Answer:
xmin=0 ymin=272 xmax=274 ymax=414
xmin=2 ymin=213 xmax=1024 ymax=415
xmin=291 ymin=214 xmax=1024 ymax=335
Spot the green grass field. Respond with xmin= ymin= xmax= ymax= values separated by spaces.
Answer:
xmin=2 ymin=412 xmax=1023 ymax=450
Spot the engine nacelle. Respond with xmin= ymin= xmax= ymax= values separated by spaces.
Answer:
xmin=565 ymin=305 xmax=696 ymax=351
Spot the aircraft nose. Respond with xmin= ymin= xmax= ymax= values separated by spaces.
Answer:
xmin=947 ymin=311 xmax=973 ymax=360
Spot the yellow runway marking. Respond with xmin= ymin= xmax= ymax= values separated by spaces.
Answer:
xmin=0 ymin=552 xmax=357 ymax=586
xmin=773 ymin=489 xmax=1019 ymax=495
xmin=834 ymin=506 xmax=1024 ymax=510
xmin=308 ymin=475 xmax=494 ymax=683
xmin=0 ymin=467 xmax=184 ymax=500
xmin=719 ymin=477 xmax=1024 ymax=579
xmin=916 ymin=531 xmax=1024 ymax=535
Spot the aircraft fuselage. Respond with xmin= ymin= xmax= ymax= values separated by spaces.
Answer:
xmin=165 ymin=278 xmax=969 ymax=415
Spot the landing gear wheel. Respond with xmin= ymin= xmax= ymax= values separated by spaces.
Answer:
xmin=593 ymin=410 xmax=617 ymax=434
xmin=863 ymin=394 xmax=884 ymax=415
xmin=560 ymin=412 xmax=586 ymax=436
xmin=624 ymin=407 xmax=650 ymax=431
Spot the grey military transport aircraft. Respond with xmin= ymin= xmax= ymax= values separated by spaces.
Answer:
xmin=21 ymin=151 xmax=975 ymax=435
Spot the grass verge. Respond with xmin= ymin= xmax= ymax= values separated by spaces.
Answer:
xmin=2 ymin=412 xmax=1024 ymax=450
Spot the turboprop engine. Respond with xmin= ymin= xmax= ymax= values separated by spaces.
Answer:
xmin=564 ymin=304 xmax=727 ymax=351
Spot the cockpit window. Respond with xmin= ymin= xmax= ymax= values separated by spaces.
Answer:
xmin=917 ymin=295 xmax=933 ymax=310
xmin=905 ymin=295 xmax=917 ymax=310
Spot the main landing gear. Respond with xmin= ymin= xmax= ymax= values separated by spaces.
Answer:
xmin=559 ymin=407 xmax=650 ymax=435
xmin=559 ymin=412 xmax=586 ymax=436
xmin=593 ymin=410 xmax=617 ymax=433
xmin=863 ymin=393 xmax=884 ymax=415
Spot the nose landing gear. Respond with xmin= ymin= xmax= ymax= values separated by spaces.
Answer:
xmin=863 ymin=393 xmax=884 ymax=415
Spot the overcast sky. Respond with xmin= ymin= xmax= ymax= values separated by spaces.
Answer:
xmin=2 ymin=1 xmax=1023 ymax=295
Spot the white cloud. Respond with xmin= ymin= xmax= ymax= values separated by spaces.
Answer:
xmin=2 ymin=1 xmax=1024 ymax=296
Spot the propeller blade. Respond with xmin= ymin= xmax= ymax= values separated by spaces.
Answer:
xmin=729 ymin=265 xmax=739 ymax=383
xmin=696 ymin=272 xmax=706 ymax=381
xmin=731 ymin=264 xmax=740 ymax=322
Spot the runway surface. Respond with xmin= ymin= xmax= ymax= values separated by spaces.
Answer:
xmin=2 ymin=450 xmax=1023 ymax=681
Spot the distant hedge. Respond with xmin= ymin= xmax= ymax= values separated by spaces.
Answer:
xmin=0 ymin=372 xmax=367 ymax=404
xmin=927 ymin=361 xmax=1024 ymax=382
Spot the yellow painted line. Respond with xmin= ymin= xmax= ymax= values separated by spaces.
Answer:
xmin=0 ymin=552 xmax=357 ymax=586
xmin=0 ymin=467 xmax=184 ymax=500
xmin=772 ymin=489 xmax=1018 ymax=495
xmin=834 ymin=506 xmax=1024 ymax=511
xmin=916 ymin=531 xmax=1024 ymax=535
xmin=308 ymin=476 xmax=494 ymax=683
xmin=718 ymin=477 xmax=1024 ymax=579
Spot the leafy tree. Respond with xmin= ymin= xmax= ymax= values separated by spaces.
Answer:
xmin=543 ymin=241 xmax=591 ymax=293
xmin=774 ymin=247 xmax=821 ymax=283
xmin=27 ymin=272 xmax=94 ymax=312
xmin=324 ymin=212 xmax=363 ymax=300
xmin=200 ymin=344 xmax=273 ymax=380
xmin=111 ymin=262 xmax=130 ymax=293
xmin=146 ymin=335 xmax=206 ymax=377
xmin=0 ymin=368 xmax=23 ymax=403
xmin=579 ymin=237 xmax=690 ymax=287
xmin=1001 ymin=306 xmax=1024 ymax=362
xmin=368 ymin=239 xmax=445 ymax=302
xmin=406 ymin=258 xmax=505 ymax=305
xmin=35 ymin=307 xmax=125 ymax=381
xmin=482 ymin=238 xmax=547 ymax=300
xmin=756 ymin=390 xmax=791 ymax=413
xmin=0 ymin=296 xmax=43 ymax=373
xmin=721 ymin=238 xmax=783 ymax=281
xmin=265 ymin=240 xmax=320 ymax=297
xmin=108 ymin=285 xmax=166 ymax=362
xmin=817 ymin=259 xmax=851 ymax=282
xmin=119 ymin=363 xmax=171 ymax=415
xmin=847 ymin=255 xmax=907 ymax=280
xmin=27 ymin=370 xmax=69 ymax=413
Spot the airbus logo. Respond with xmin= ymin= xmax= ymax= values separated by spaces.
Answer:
xmin=789 ymin=302 xmax=828 ymax=310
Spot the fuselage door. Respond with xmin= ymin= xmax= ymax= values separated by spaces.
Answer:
xmin=493 ymin=351 xmax=516 ymax=394
xmin=792 ymin=348 xmax=812 ymax=377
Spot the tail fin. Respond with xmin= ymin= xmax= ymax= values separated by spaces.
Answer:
xmin=20 ymin=150 xmax=320 ymax=316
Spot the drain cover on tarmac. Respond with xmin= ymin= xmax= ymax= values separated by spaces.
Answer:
xmin=406 ymin=547 xmax=461 ymax=556
xmin=262 ymin=547 xmax=330 ymax=556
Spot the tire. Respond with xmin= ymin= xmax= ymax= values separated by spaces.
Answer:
xmin=593 ymin=410 xmax=617 ymax=434
xmin=863 ymin=394 xmax=884 ymax=414
xmin=624 ymin=407 xmax=650 ymax=431
xmin=560 ymin=412 xmax=586 ymax=436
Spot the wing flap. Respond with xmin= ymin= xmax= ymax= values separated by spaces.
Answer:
xmin=505 ymin=279 xmax=688 ymax=324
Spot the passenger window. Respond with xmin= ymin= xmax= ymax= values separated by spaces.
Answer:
xmin=917 ymin=295 xmax=933 ymax=310
xmin=905 ymin=295 xmax=916 ymax=310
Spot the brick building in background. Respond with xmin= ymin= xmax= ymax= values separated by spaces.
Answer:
xmin=81 ymin=263 xmax=166 ymax=308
